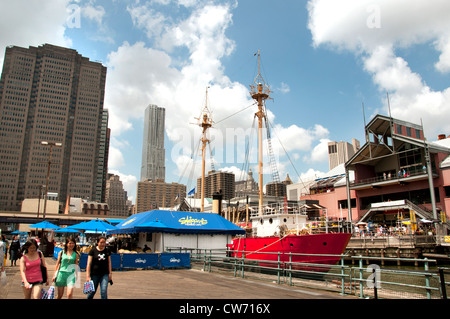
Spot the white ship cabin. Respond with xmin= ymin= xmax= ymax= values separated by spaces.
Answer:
xmin=251 ymin=212 xmax=308 ymax=237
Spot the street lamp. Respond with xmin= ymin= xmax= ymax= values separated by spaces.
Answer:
xmin=41 ymin=141 xmax=62 ymax=220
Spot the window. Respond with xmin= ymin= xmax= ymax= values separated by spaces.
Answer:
xmin=445 ymin=186 xmax=450 ymax=197
xmin=406 ymin=127 xmax=412 ymax=137
xmin=415 ymin=129 xmax=421 ymax=139
xmin=328 ymin=144 xmax=337 ymax=154
xmin=338 ymin=199 xmax=356 ymax=209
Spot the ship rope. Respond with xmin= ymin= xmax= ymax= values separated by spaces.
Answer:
xmin=238 ymin=116 xmax=257 ymax=183
xmin=214 ymin=102 xmax=256 ymax=125
xmin=264 ymin=115 xmax=313 ymax=199
xmin=238 ymin=234 xmax=289 ymax=257
xmin=177 ymin=102 xmax=257 ymax=204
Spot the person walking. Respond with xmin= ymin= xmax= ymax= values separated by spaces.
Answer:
xmin=9 ymin=236 xmax=21 ymax=266
xmin=19 ymin=239 xmax=49 ymax=299
xmin=0 ymin=235 xmax=6 ymax=273
xmin=53 ymin=237 xmax=79 ymax=299
xmin=86 ymin=237 xmax=112 ymax=299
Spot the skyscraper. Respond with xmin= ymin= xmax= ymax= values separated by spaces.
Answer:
xmin=0 ymin=44 xmax=107 ymax=211
xmin=328 ymin=139 xmax=360 ymax=170
xmin=141 ymin=104 xmax=165 ymax=182
xmin=105 ymin=174 xmax=129 ymax=217
xmin=95 ymin=109 xmax=110 ymax=203
xmin=196 ymin=170 xmax=235 ymax=200
xmin=136 ymin=179 xmax=186 ymax=213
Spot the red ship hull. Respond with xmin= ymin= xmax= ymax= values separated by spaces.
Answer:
xmin=230 ymin=233 xmax=352 ymax=270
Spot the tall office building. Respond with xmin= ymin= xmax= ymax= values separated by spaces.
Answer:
xmin=136 ymin=179 xmax=186 ymax=213
xmin=328 ymin=139 xmax=360 ymax=170
xmin=0 ymin=44 xmax=107 ymax=211
xmin=96 ymin=109 xmax=110 ymax=203
xmin=141 ymin=104 xmax=165 ymax=182
xmin=196 ymin=170 xmax=235 ymax=200
xmin=105 ymin=174 xmax=129 ymax=217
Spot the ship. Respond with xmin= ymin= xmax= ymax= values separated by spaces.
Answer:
xmin=229 ymin=206 xmax=352 ymax=269
xmin=228 ymin=51 xmax=352 ymax=269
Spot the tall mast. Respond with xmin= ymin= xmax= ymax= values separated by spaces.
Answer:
xmin=250 ymin=50 xmax=271 ymax=216
xmin=197 ymin=86 xmax=213 ymax=212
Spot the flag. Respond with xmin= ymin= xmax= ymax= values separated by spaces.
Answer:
xmin=175 ymin=194 xmax=179 ymax=201
xmin=188 ymin=188 xmax=195 ymax=196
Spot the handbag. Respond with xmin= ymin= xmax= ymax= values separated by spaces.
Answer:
xmin=40 ymin=287 xmax=48 ymax=299
xmin=83 ymin=280 xmax=95 ymax=294
xmin=39 ymin=251 xmax=48 ymax=282
xmin=44 ymin=285 xmax=55 ymax=299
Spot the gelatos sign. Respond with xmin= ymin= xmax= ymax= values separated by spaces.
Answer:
xmin=179 ymin=216 xmax=208 ymax=227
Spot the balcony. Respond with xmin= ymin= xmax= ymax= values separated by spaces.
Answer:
xmin=349 ymin=168 xmax=437 ymax=191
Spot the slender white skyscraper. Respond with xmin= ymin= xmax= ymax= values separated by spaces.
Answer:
xmin=141 ymin=104 xmax=166 ymax=181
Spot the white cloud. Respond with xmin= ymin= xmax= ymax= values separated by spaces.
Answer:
xmin=82 ymin=4 xmax=105 ymax=26
xmin=299 ymin=168 xmax=325 ymax=182
xmin=105 ymin=4 xmax=256 ymax=180
xmin=271 ymin=123 xmax=329 ymax=155
xmin=307 ymin=0 xmax=450 ymax=138
xmin=127 ymin=4 xmax=168 ymax=40
xmin=0 ymin=0 xmax=72 ymax=67
xmin=108 ymin=145 xmax=125 ymax=169
xmin=98 ymin=1 xmax=339 ymax=198
xmin=303 ymin=138 xmax=331 ymax=164
xmin=278 ymin=82 xmax=290 ymax=94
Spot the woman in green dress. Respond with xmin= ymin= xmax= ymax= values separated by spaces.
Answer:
xmin=52 ymin=237 xmax=79 ymax=299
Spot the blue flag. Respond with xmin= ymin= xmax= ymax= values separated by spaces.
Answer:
xmin=188 ymin=188 xmax=195 ymax=196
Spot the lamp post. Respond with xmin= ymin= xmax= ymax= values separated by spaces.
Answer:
xmin=37 ymin=184 xmax=44 ymax=219
xmin=41 ymin=141 xmax=62 ymax=220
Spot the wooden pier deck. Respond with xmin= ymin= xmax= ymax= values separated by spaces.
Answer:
xmin=1 ymin=256 xmax=350 ymax=300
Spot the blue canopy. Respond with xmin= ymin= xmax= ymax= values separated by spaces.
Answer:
xmin=11 ymin=230 xmax=27 ymax=234
xmin=54 ymin=227 xmax=81 ymax=234
xmin=107 ymin=210 xmax=245 ymax=235
xmin=104 ymin=219 xmax=124 ymax=225
xmin=68 ymin=219 xmax=118 ymax=232
xmin=28 ymin=221 xmax=60 ymax=230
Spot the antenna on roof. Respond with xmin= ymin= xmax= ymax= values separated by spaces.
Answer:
xmin=386 ymin=91 xmax=392 ymax=118
xmin=362 ymin=102 xmax=368 ymax=143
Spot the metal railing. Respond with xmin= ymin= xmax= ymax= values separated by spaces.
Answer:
xmin=347 ymin=234 xmax=437 ymax=248
xmin=167 ymin=247 xmax=448 ymax=299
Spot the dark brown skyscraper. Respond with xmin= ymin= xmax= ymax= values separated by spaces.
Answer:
xmin=0 ymin=44 xmax=107 ymax=211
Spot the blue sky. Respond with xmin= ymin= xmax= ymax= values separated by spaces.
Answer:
xmin=1 ymin=0 xmax=450 ymax=203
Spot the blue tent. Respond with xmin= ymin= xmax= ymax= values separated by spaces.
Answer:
xmin=28 ymin=221 xmax=60 ymax=230
xmin=107 ymin=210 xmax=245 ymax=235
xmin=68 ymin=219 xmax=118 ymax=232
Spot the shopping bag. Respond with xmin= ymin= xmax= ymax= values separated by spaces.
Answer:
xmin=45 ymin=285 xmax=55 ymax=299
xmin=40 ymin=288 xmax=48 ymax=299
xmin=0 ymin=271 xmax=6 ymax=286
xmin=83 ymin=280 xmax=95 ymax=294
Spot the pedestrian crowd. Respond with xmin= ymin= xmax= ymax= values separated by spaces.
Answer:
xmin=0 ymin=234 xmax=112 ymax=299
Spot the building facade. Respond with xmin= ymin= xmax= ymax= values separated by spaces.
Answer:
xmin=0 ymin=44 xmax=107 ymax=211
xmin=266 ymin=174 xmax=293 ymax=197
xmin=196 ymin=170 xmax=235 ymax=201
xmin=141 ymin=104 xmax=165 ymax=182
xmin=96 ymin=109 xmax=110 ymax=203
xmin=235 ymin=168 xmax=259 ymax=197
xmin=328 ymin=139 xmax=360 ymax=170
xmin=136 ymin=179 xmax=186 ymax=213
xmin=105 ymin=174 xmax=129 ymax=217
xmin=298 ymin=115 xmax=450 ymax=227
